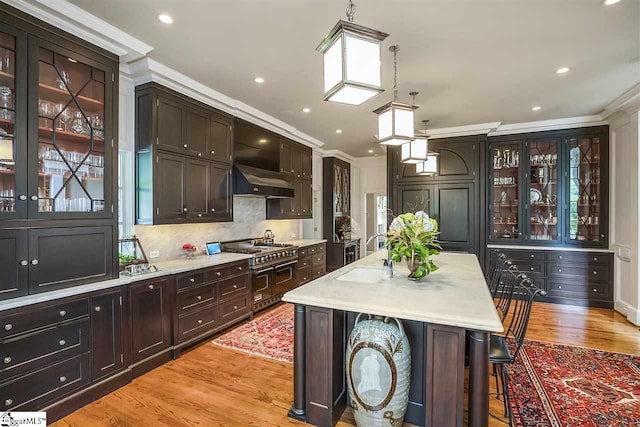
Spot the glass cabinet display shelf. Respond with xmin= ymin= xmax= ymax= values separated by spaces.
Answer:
xmin=0 ymin=30 xmax=114 ymax=221
xmin=488 ymin=128 xmax=608 ymax=248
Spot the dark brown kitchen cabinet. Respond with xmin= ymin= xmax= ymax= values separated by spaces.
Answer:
xmin=129 ymin=278 xmax=172 ymax=367
xmin=209 ymin=163 xmax=232 ymax=221
xmin=291 ymin=144 xmax=303 ymax=178
xmin=0 ymin=229 xmax=28 ymax=300
xmin=135 ymin=82 xmax=233 ymax=224
xmin=301 ymin=148 xmax=312 ymax=180
xmin=280 ymin=139 xmax=292 ymax=174
xmin=90 ymin=290 xmax=124 ymax=381
xmin=0 ymin=3 xmax=119 ymax=301
xmin=156 ymin=96 xmax=185 ymax=153
xmin=301 ymin=180 xmax=312 ymax=215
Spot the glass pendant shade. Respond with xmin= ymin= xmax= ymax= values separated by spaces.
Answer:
xmin=0 ymin=137 xmax=14 ymax=165
xmin=416 ymin=153 xmax=439 ymax=176
xmin=317 ymin=21 xmax=388 ymax=105
xmin=374 ymin=101 xmax=417 ymax=146
xmin=401 ymin=137 xmax=428 ymax=164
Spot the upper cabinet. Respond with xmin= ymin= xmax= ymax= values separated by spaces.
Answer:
xmin=488 ymin=126 xmax=608 ymax=248
xmin=135 ymin=83 xmax=233 ymax=224
xmin=266 ymin=137 xmax=312 ymax=219
xmin=0 ymin=5 xmax=119 ymax=300
xmin=280 ymin=138 xmax=311 ymax=179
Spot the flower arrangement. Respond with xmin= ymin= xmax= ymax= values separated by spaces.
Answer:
xmin=182 ymin=243 xmax=198 ymax=259
xmin=385 ymin=211 xmax=441 ymax=279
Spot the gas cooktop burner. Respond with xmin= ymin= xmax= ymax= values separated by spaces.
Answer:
xmin=255 ymin=243 xmax=294 ymax=248
xmin=224 ymin=248 xmax=262 ymax=254
xmin=221 ymin=239 xmax=299 ymax=268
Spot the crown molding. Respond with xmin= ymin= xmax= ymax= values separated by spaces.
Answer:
xmin=487 ymin=115 xmax=607 ymax=137
xmin=123 ymin=58 xmax=324 ymax=149
xmin=321 ymin=149 xmax=356 ymax=163
xmin=3 ymin=0 xmax=153 ymax=62
xmin=426 ymin=122 xmax=501 ymax=139
xmin=602 ymin=83 xmax=640 ymax=118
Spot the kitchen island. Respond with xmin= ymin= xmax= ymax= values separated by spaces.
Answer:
xmin=282 ymin=251 xmax=503 ymax=427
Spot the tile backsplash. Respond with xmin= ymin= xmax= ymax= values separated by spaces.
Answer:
xmin=133 ymin=196 xmax=301 ymax=261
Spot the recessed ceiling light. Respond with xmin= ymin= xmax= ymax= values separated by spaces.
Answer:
xmin=603 ymin=0 xmax=621 ymax=5
xmin=254 ymin=77 xmax=265 ymax=84
xmin=302 ymin=108 xmax=311 ymax=113
xmin=556 ymin=67 xmax=570 ymax=74
xmin=532 ymin=106 xmax=542 ymax=111
xmin=336 ymin=129 xmax=342 ymax=134
xmin=258 ymin=139 xmax=268 ymax=144
xmin=368 ymin=149 xmax=374 ymax=154
xmin=158 ymin=14 xmax=173 ymax=24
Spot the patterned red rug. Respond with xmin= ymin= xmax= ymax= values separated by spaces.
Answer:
xmin=508 ymin=340 xmax=640 ymax=426
xmin=212 ymin=303 xmax=294 ymax=363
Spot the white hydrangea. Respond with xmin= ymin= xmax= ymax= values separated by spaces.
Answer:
xmin=389 ymin=216 xmax=405 ymax=231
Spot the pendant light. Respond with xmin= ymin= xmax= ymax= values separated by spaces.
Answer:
xmin=374 ymin=45 xmax=417 ymax=146
xmin=317 ymin=0 xmax=389 ymax=105
xmin=400 ymin=93 xmax=428 ymax=164
xmin=415 ymin=120 xmax=439 ymax=176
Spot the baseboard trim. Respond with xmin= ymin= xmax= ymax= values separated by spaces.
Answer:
xmin=614 ymin=300 xmax=640 ymax=326
xmin=130 ymin=347 xmax=173 ymax=378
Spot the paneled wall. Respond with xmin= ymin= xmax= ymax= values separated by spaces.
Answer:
xmin=610 ymin=110 xmax=640 ymax=324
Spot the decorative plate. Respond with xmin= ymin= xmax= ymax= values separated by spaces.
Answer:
xmin=530 ymin=188 xmax=542 ymax=204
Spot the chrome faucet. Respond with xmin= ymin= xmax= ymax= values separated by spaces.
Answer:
xmin=366 ymin=233 xmax=391 ymax=261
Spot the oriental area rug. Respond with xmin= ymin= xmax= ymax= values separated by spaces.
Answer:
xmin=212 ymin=303 xmax=294 ymax=363
xmin=507 ymin=340 xmax=640 ymax=426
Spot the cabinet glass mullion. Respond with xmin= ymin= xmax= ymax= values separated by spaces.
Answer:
xmin=525 ymin=138 xmax=561 ymax=244
xmin=489 ymin=141 xmax=522 ymax=242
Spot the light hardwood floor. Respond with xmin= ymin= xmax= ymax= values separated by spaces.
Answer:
xmin=53 ymin=302 xmax=640 ymax=427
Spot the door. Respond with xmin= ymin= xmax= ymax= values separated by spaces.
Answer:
xmin=301 ymin=148 xmax=312 ymax=179
xmin=434 ymin=183 xmax=476 ymax=253
xmin=208 ymin=114 xmax=232 ymax=163
xmin=0 ymin=26 xmax=27 ymax=220
xmin=290 ymin=144 xmax=302 ymax=178
xmin=209 ymin=163 xmax=232 ymax=221
xmin=280 ymin=139 xmax=291 ymax=174
xmin=156 ymin=152 xmax=185 ymax=221
xmin=185 ymin=158 xmax=209 ymax=219
xmin=292 ymin=179 xmax=303 ymax=216
xmin=185 ymin=106 xmax=208 ymax=156
xmin=28 ymin=226 xmax=112 ymax=294
xmin=156 ymin=95 xmax=185 ymax=153
xmin=301 ymin=180 xmax=312 ymax=217
xmin=29 ymin=37 xmax=114 ymax=219
xmin=252 ymin=266 xmax=273 ymax=306
xmin=90 ymin=290 xmax=123 ymax=381
xmin=0 ymin=229 xmax=28 ymax=300
xmin=130 ymin=278 xmax=172 ymax=363
xmin=273 ymin=261 xmax=297 ymax=295
xmin=489 ymin=140 xmax=523 ymax=243
xmin=397 ymin=184 xmax=435 ymax=216
xmin=525 ymin=138 xmax=561 ymax=244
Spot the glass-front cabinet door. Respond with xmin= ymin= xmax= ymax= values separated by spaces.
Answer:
xmin=526 ymin=138 xmax=561 ymax=243
xmin=29 ymin=39 xmax=112 ymax=219
xmin=0 ymin=27 xmax=26 ymax=219
xmin=567 ymin=135 xmax=604 ymax=245
xmin=489 ymin=141 xmax=522 ymax=242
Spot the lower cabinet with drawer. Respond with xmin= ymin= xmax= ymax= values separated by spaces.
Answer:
xmin=493 ymin=248 xmax=614 ymax=308
xmin=296 ymin=243 xmax=326 ymax=286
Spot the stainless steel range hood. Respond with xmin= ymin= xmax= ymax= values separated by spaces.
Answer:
xmin=233 ymin=164 xmax=294 ymax=198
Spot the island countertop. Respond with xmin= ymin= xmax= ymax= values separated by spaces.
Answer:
xmin=283 ymin=250 xmax=503 ymax=333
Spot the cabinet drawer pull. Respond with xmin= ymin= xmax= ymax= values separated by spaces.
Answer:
xmin=59 ymin=339 xmax=66 ymax=346
xmin=19 ymin=260 xmax=27 ymax=266
xmin=530 ymin=267 xmax=534 ymax=271
xmin=183 ymin=144 xmax=188 ymax=148
xmin=558 ymin=269 xmax=562 ymax=273
xmin=94 ymin=306 xmax=101 ymax=312
xmin=18 ymin=194 xmax=26 ymax=201
xmin=30 ymin=195 xmax=38 ymax=201
xmin=4 ymin=357 xmax=11 ymax=364
xmin=291 ymin=169 xmax=294 ymax=173
xmin=211 ymin=208 xmax=216 ymax=212
xmin=593 ymin=288 xmax=597 ymax=292
xmin=232 ymin=284 xmax=237 ymax=289
xmin=197 ymin=319 xmax=203 ymax=324
xmin=233 ymin=305 xmax=238 ymax=310
xmin=4 ymin=324 xmax=12 ymax=331
xmin=197 ymin=295 xmax=202 ymax=300
xmin=59 ymin=376 xmax=66 ymax=383
xmin=197 ymin=153 xmax=202 ymax=157
xmin=210 ymin=150 xmax=215 ymax=154
xmin=558 ymin=255 xmax=562 ymax=260
xmin=237 ymin=266 xmax=243 ymax=271
xmin=149 ymin=284 xmax=155 ymax=290
xmin=31 ymin=259 xmax=38 ymax=265
xmin=593 ymin=271 xmax=597 ymax=275
xmin=5 ymin=399 xmax=12 ymax=406
xmin=197 ymin=213 xmax=202 ymax=217
xmin=558 ymin=285 xmax=562 ymax=289
xmin=189 ymin=278 xmax=195 ymax=283
xmin=593 ymin=257 xmax=598 ymax=261
xmin=183 ymin=207 xmax=188 ymax=212
xmin=216 ymin=271 xmax=221 ymax=276
xmin=59 ymin=310 xmax=66 ymax=317
xmin=530 ymin=254 xmax=534 ymax=258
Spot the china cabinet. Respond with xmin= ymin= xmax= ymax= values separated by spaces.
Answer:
xmin=488 ymin=126 xmax=608 ymax=248
xmin=0 ymin=4 xmax=119 ymax=299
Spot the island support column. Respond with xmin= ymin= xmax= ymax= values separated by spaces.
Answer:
xmin=288 ymin=304 xmax=306 ymax=421
xmin=468 ymin=330 xmax=490 ymax=427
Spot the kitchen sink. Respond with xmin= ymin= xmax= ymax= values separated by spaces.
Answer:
xmin=336 ymin=267 xmax=383 ymax=284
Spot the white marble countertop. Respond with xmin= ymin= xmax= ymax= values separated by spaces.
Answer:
xmin=282 ymin=239 xmax=327 ymax=248
xmin=283 ymin=251 xmax=504 ymax=333
xmin=487 ymin=244 xmax=613 ymax=253
xmin=0 ymin=253 xmax=253 ymax=312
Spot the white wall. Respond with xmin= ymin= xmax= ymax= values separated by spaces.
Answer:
xmin=611 ymin=109 xmax=640 ymax=325
xmin=351 ymin=156 xmax=388 ymax=257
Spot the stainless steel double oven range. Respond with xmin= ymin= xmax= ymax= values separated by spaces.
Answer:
xmin=221 ymin=239 xmax=298 ymax=312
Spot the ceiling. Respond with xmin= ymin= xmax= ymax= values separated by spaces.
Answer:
xmin=68 ymin=0 xmax=639 ymax=156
